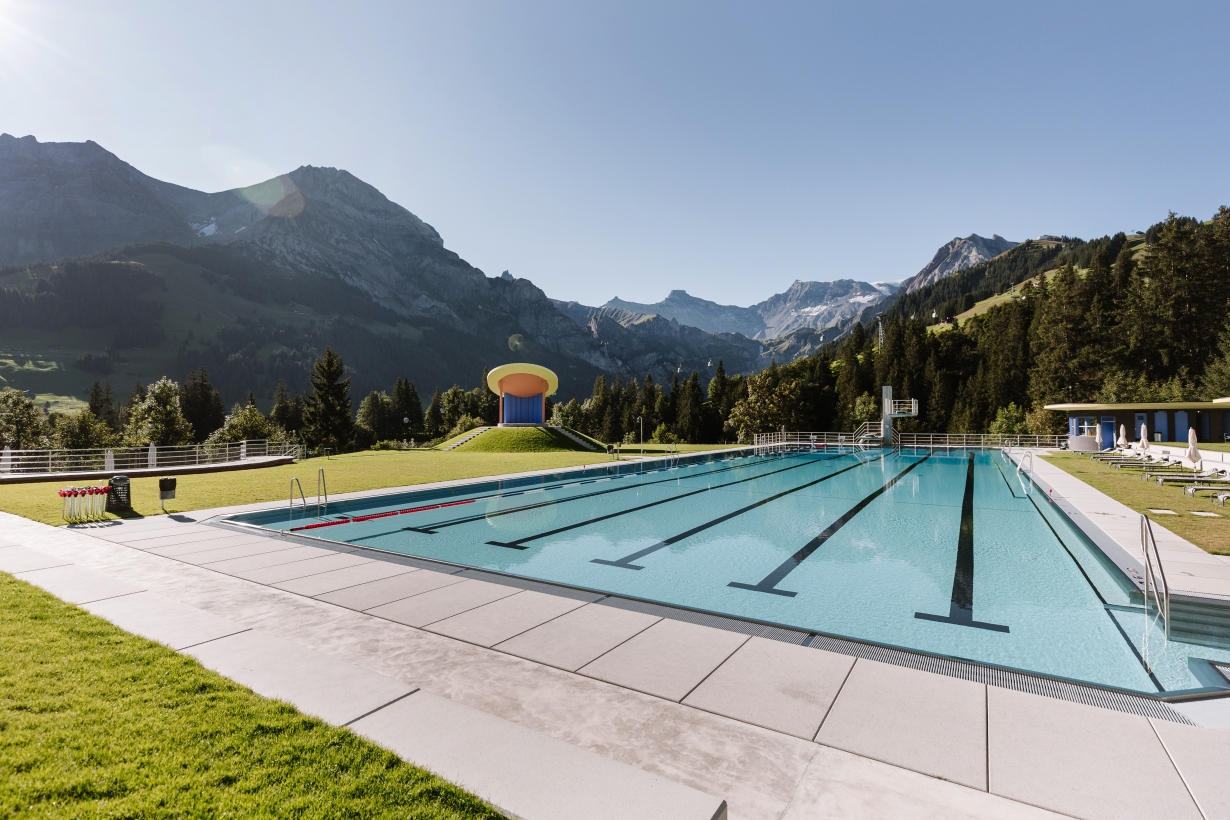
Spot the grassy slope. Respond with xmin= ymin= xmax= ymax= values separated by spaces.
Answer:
xmin=0 ymin=450 xmax=610 ymax=526
xmin=0 ymin=572 xmax=498 ymax=819
xmin=454 ymin=427 xmax=585 ymax=452
xmin=1039 ymin=452 xmax=1230 ymax=554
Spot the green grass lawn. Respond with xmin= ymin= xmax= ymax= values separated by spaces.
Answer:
xmin=0 ymin=450 xmax=613 ymax=526
xmin=1039 ymin=452 xmax=1230 ymax=554
xmin=0 ymin=572 xmax=499 ymax=819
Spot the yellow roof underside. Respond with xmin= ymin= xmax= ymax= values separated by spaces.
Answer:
xmin=486 ymin=363 xmax=559 ymax=396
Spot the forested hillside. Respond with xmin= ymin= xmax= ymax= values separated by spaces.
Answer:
xmin=728 ymin=209 xmax=1230 ymax=439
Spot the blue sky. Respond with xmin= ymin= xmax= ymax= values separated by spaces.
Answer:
xmin=2 ymin=1 xmax=1227 ymax=306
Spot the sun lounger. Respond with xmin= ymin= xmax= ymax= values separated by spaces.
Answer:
xmin=1183 ymin=484 xmax=1230 ymax=497
xmin=1154 ymin=470 xmax=1230 ymax=485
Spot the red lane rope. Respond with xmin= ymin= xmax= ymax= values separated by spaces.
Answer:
xmin=289 ymin=498 xmax=475 ymax=532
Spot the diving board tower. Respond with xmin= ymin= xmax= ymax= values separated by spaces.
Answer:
xmin=881 ymin=385 xmax=919 ymax=445
xmin=487 ymin=363 xmax=559 ymax=427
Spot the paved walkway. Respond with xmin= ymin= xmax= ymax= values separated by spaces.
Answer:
xmin=5 ymin=506 xmax=1230 ymax=819
xmin=1027 ymin=453 xmax=1230 ymax=600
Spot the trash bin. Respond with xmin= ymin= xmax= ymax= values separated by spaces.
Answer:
xmin=159 ymin=477 xmax=177 ymax=501
xmin=106 ymin=475 xmax=131 ymax=513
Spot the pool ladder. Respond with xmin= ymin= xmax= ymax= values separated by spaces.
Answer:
xmin=288 ymin=468 xmax=329 ymax=518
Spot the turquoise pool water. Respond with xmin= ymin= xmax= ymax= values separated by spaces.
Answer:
xmin=229 ymin=449 xmax=1230 ymax=695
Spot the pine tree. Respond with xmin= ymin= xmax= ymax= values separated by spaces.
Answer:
xmin=424 ymin=387 xmax=444 ymax=438
xmin=179 ymin=368 xmax=226 ymax=443
xmin=301 ymin=348 xmax=353 ymax=453
xmin=391 ymin=377 xmax=424 ymax=436
xmin=270 ymin=379 xmax=303 ymax=435
xmin=87 ymin=381 xmax=121 ymax=432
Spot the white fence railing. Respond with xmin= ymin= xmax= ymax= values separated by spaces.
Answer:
xmin=753 ymin=430 xmax=1066 ymax=454
xmin=0 ymin=439 xmax=304 ymax=476
xmin=897 ymin=433 xmax=1066 ymax=450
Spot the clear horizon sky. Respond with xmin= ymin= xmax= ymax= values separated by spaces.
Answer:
xmin=2 ymin=1 xmax=1227 ymax=307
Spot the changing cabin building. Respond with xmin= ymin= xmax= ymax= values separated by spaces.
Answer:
xmin=1045 ymin=398 xmax=1230 ymax=447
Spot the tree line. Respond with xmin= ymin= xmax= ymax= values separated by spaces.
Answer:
xmin=4 ymin=209 xmax=1227 ymax=451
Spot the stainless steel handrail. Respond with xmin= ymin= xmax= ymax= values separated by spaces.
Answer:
xmin=289 ymin=477 xmax=307 ymax=517
xmin=1141 ymin=514 xmax=1171 ymax=642
xmin=317 ymin=468 xmax=328 ymax=513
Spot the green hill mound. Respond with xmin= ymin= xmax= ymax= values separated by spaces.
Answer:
xmin=452 ymin=426 xmax=596 ymax=453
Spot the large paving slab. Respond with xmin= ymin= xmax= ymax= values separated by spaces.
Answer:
xmin=199 ymin=545 xmax=343 ymax=574
xmin=83 ymin=590 xmax=249 ymax=650
xmin=425 ymin=589 xmax=588 ymax=647
xmin=816 ymin=659 xmax=987 ymax=789
xmin=781 ymin=745 xmax=1067 ymax=819
xmin=987 ymin=685 xmax=1201 ymax=820
xmin=1151 ymin=718 xmax=1230 ymax=820
xmin=273 ymin=560 xmax=418 ymax=597
xmin=114 ymin=528 xmax=241 ymax=547
xmin=14 ymin=564 xmax=145 ymax=605
xmin=184 ymin=629 xmax=415 ymax=726
xmin=578 ymin=618 xmax=749 ymax=701
xmin=142 ymin=533 xmax=277 ymax=557
xmin=683 ymin=637 xmax=854 ymax=740
xmin=156 ymin=539 xmax=304 ymax=564
xmin=366 ymin=579 xmax=522 ymax=627
xmin=0 ymin=544 xmax=72 ymax=573
xmin=314 ymin=568 xmax=463 ymax=610
xmin=350 ymin=690 xmax=728 ymax=820
xmin=494 ymin=602 xmax=662 ymax=670
xmin=228 ymin=552 xmax=373 ymax=585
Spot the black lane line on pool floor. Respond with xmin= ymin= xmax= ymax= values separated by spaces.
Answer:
xmin=997 ymin=456 xmax=1166 ymax=690
xmin=380 ymin=453 xmax=811 ymax=538
xmin=486 ymin=454 xmax=855 ymax=551
xmin=591 ymin=454 xmax=882 ymax=570
xmin=728 ymin=452 xmax=932 ymax=598
xmin=914 ymin=454 xmax=1010 ymax=633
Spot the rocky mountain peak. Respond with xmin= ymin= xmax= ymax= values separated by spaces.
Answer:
xmin=903 ymin=233 xmax=1017 ymax=294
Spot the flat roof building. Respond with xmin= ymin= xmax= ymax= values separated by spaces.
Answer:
xmin=1045 ymin=399 xmax=1230 ymax=445
xmin=486 ymin=363 xmax=558 ymax=426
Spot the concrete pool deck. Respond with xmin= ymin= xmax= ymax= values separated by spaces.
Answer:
xmin=3 ymin=499 xmax=1230 ymax=819
xmin=4 ymin=450 xmax=1230 ymax=819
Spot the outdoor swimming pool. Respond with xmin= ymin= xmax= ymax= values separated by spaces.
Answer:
xmin=227 ymin=449 xmax=1230 ymax=696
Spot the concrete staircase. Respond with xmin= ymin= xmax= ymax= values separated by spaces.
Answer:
xmin=549 ymin=426 xmax=599 ymax=451
xmin=441 ymin=427 xmax=492 ymax=451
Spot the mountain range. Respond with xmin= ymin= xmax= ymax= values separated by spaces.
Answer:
xmin=0 ymin=133 xmax=1015 ymax=406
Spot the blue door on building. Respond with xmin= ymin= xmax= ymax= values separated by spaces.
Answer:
xmin=1175 ymin=410 xmax=1189 ymax=442
xmin=1154 ymin=410 xmax=1169 ymax=442
xmin=1100 ymin=417 xmax=1116 ymax=450
xmin=1135 ymin=412 xmax=1147 ymax=443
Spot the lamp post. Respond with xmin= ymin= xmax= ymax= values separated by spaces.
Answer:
xmin=637 ymin=415 xmax=643 ymax=455
xmin=403 ymin=417 xmax=410 ymax=447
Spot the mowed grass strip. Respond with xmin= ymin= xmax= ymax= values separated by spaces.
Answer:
xmin=1039 ymin=452 xmax=1230 ymax=554
xmin=0 ymin=572 xmax=500 ymax=819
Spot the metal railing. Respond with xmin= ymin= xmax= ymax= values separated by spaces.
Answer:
xmin=753 ymin=431 xmax=1066 ymax=454
xmin=897 ymin=433 xmax=1065 ymax=450
xmin=1140 ymin=514 xmax=1170 ymax=643
xmin=753 ymin=432 xmax=858 ymax=455
xmin=888 ymin=398 xmax=919 ymax=416
xmin=0 ymin=439 xmax=304 ymax=476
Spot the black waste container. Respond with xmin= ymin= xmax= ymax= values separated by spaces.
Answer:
xmin=106 ymin=475 xmax=131 ymax=513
